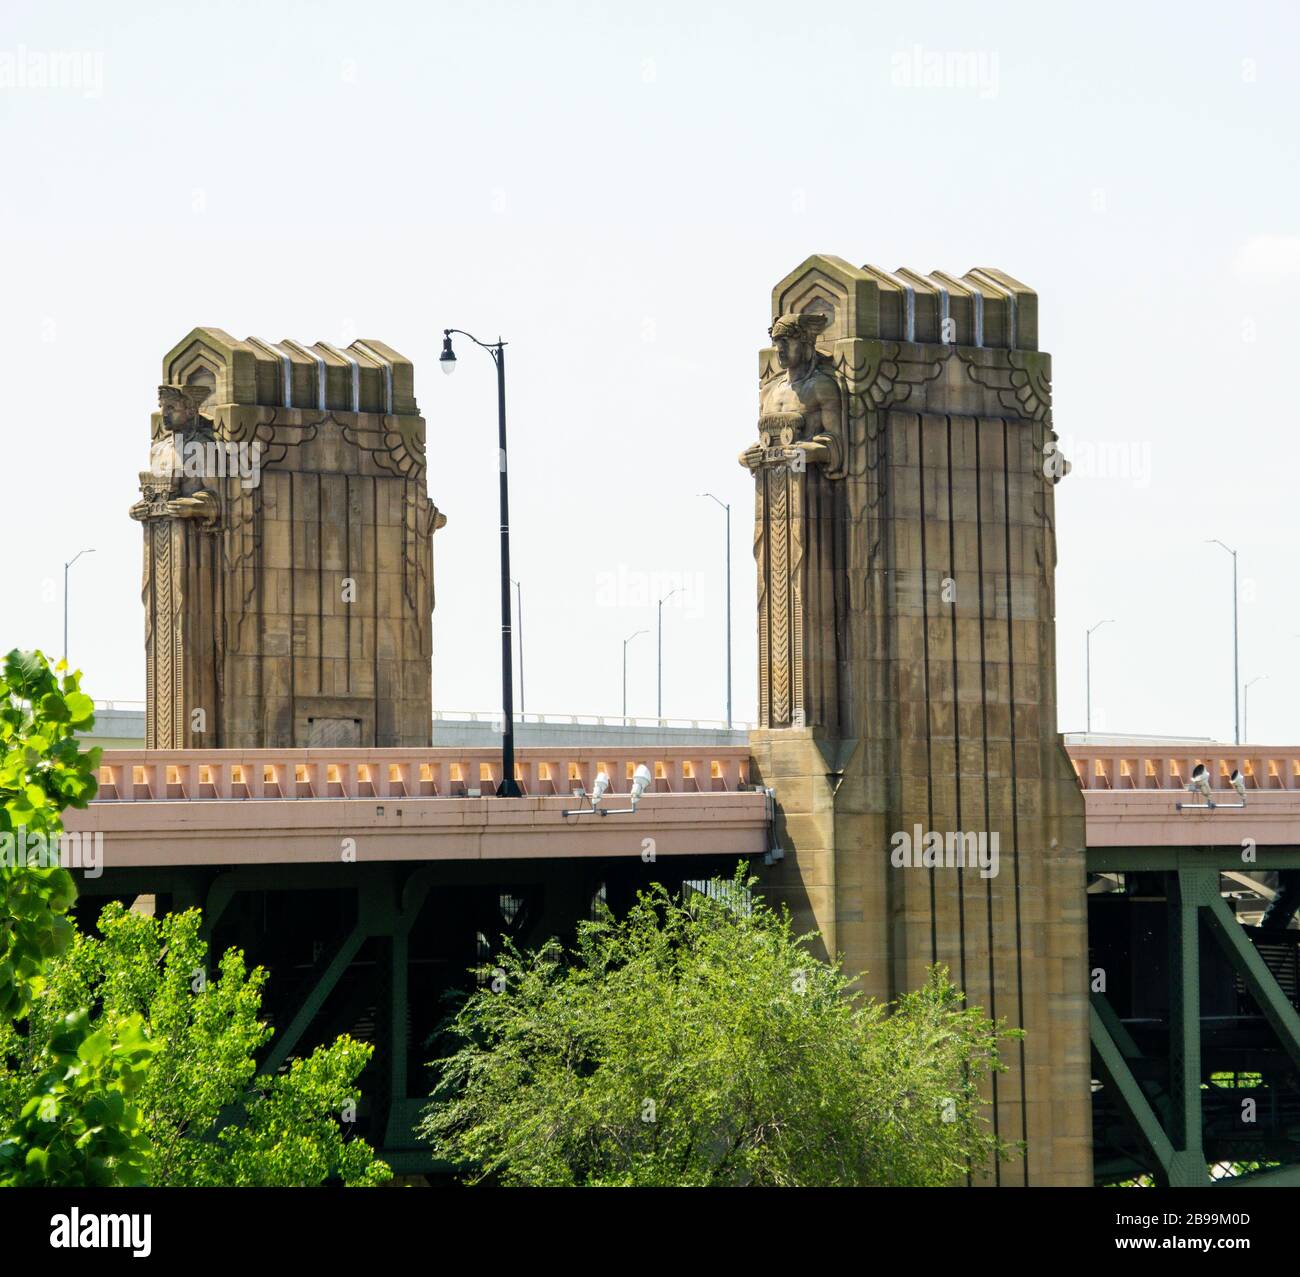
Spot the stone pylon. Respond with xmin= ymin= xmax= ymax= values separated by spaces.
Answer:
xmin=744 ymin=256 xmax=1090 ymax=1185
xmin=132 ymin=329 xmax=443 ymax=749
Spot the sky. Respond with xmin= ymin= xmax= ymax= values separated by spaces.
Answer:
xmin=2 ymin=0 xmax=1298 ymax=741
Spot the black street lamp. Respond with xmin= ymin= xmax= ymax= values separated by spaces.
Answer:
xmin=441 ymin=329 xmax=521 ymax=797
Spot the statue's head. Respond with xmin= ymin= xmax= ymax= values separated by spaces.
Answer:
xmin=158 ymin=384 xmax=211 ymax=433
xmin=768 ymin=311 xmax=830 ymax=374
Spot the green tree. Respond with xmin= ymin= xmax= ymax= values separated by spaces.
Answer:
xmin=0 ymin=648 xmax=155 ymax=1185
xmin=1 ymin=902 xmax=391 ymax=1186
xmin=422 ymin=869 xmax=1020 ymax=1186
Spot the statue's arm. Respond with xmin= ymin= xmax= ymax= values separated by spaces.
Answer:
xmin=785 ymin=378 xmax=843 ymax=469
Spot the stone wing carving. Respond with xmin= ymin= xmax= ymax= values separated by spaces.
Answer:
xmin=338 ymin=415 xmax=427 ymax=481
xmin=957 ymin=347 xmax=1053 ymax=425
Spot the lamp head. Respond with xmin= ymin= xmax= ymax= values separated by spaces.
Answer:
xmin=1187 ymin=763 xmax=1212 ymax=798
xmin=591 ymin=771 xmax=610 ymax=806
xmin=439 ymin=332 xmax=457 ymax=375
xmin=630 ymin=764 xmax=652 ymax=808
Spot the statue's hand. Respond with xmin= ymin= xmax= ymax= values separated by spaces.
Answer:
xmin=783 ymin=439 xmax=832 ymax=469
xmin=164 ymin=493 xmax=219 ymax=525
xmin=739 ymin=442 xmax=766 ymax=470
xmin=129 ymin=499 xmax=151 ymax=522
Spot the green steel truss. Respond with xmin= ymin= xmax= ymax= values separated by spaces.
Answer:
xmin=1088 ymin=848 xmax=1300 ymax=1187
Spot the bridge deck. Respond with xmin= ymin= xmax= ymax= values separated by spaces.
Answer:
xmin=61 ymin=742 xmax=1300 ymax=866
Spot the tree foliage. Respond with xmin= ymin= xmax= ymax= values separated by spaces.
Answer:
xmin=422 ymin=868 xmax=1021 ymax=1186
xmin=0 ymin=648 xmax=154 ymax=1185
xmin=0 ymin=649 xmax=386 ymax=1187
xmin=1 ymin=902 xmax=391 ymax=1186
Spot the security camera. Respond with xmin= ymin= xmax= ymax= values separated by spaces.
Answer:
xmin=1230 ymin=769 xmax=1246 ymax=799
xmin=629 ymin=764 xmax=652 ymax=809
xmin=591 ymin=771 xmax=610 ymax=807
xmin=1187 ymin=764 xmax=1212 ymax=802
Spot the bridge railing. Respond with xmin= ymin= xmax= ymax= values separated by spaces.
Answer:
xmin=92 ymin=745 xmax=752 ymax=802
xmin=1065 ymin=746 xmax=1300 ymax=793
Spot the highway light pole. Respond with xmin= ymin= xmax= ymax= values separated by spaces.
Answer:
xmin=700 ymin=492 xmax=732 ymax=729
xmin=623 ymin=628 xmax=647 ymax=720
xmin=1085 ymin=618 xmax=1114 ymax=734
xmin=1208 ymin=539 xmax=1240 ymax=744
xmin=63 ymin=547 xmax=96 ymax=668
xmin=657 ymin=587 xmax=679 ymax=720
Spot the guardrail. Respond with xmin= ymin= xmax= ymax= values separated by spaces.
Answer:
xmin=90 ymin=704 xmax=755 ymax=732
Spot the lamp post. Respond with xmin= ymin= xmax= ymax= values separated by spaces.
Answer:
xmin=440 ymin=329 xmax=520 ymax=796
xmin=511 ymin=577 xmax=524 ymax=716
xmin=63 ymin=548 xmax=96 ymax=668
xmin=622 ymin=628 xmax=647 ymax=720
xmin=1085 ymin=618 xmax=1114 ymax=734
xmin=700 ymin=492 xmax=732 ymax=729
xmin=1244 ymin=675 xmax=1266 ymax=743
xmin=1208 ymin=539 xmax=1240 ymax=744
xmin=657 ymin=587 xmax=679 ymax=720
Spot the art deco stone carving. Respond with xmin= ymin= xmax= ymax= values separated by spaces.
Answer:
xmin=132 ymin=329 xmax=444 ymax=749
xmin=741 ymin=311 xmax=846 ymax=735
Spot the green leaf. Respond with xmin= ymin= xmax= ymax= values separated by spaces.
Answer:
xmin=77 ymin=1029 xmax=111 ymax=1066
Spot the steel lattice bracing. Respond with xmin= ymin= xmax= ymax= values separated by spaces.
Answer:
xmin=1088 ymin=848 xmax=1300 ymax=1187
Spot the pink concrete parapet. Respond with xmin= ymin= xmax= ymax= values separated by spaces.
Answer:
xmin=63 ymin=746 xmax=769 ymax=867
xmin=1066 ymin=744 xmax=1300 ymax=848
xmin=1066 ymin=745 xmax=1300 ymax=793
xmin=88 ymin=746 xmax=750 ymax=802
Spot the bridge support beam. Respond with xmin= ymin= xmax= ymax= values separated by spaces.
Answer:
xmin=1166 ymin=869 xmax=1211 ymax=1184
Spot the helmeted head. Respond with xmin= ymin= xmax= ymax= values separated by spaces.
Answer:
xmin=158 ymin=384 xmax=211 ymax=433
xmin=768 ymin=311 xmax=830 ymax=373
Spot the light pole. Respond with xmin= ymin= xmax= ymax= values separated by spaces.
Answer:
xmin=700 ymin=492 xmax=732 ymax=729
xmin=1244 ymin=675 xmax=1266 ymax=743
xmin=657 ymin=587 xmax=679 ymax=720
xmin=440 ymin=329 xmax=521 ymax=796
xmin=1085 ymin=618 xmax=1114 ymax=734
xmin=63 ymin=548 xmax=96 ymax=668
xmin=622 ymin=628 xmax=647 ymax=720
xmin=511 ymin=577 xmax=524 ymax=716
xmin=1208 ymin=539 xmax=1240 ymax=744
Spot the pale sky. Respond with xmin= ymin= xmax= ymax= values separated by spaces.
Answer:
xmin=3 ymin=0 xmax=1298 ymax=741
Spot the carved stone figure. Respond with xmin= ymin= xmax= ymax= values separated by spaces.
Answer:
xmin=741 ymin=311 xmax=843 ymax=476
xmin=130 ymin=385 xmax=220 ymax=527
xmin=741 ymin=311 xmax=846 ymax=733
